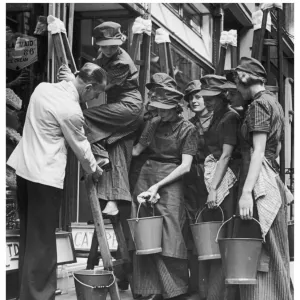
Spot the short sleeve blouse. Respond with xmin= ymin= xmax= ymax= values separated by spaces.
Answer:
xmin=241 ymin=90 xmax=284 ymax=161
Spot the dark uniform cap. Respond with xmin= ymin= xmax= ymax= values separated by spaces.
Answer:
xmin=183 ymin=80 xmax=202 ymax=102
xmin=219 ymin=81 xmax=237 ymax=91
xmin=226 ymin=56 xmax=267 ymax=82
xmin=198 ymin=75 xmax=227 ymax=97
xmin=146 ymin=73 xmax=177 ymax=91
xmin=149 ymin=87 xmax=183 ymax=109
xmin=93 ymin=21 xmax=126 ymax=46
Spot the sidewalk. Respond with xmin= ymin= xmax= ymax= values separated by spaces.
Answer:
xmin=55 ymin=259 xmax=294 ymax=300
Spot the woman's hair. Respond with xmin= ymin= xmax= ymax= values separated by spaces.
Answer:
xmin=176 ymin=104 xmax=183 ymax=115
xmin=78 ymin=62 xmax=107 ymax=87
xmin=236 ymin=70 xmax=266 ymax=87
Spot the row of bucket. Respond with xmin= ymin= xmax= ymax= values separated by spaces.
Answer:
xmin=73 ymin=205 xmax=294 ymax=299
xmin=127 ymin=205 xmax=264 ymax=285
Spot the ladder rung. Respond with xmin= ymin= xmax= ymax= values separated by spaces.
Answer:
xmin=265 ymin=85 xmax=279 ymax=92
xmin=112 ymin=259 xmax=129 ymax=267
xmin=135 ymin=59 xmax=145 ymax=66
xmin=264 ymin=39 xmax=278 ymax=46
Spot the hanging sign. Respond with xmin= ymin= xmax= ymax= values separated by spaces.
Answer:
xmin=6 ymin=35 xmax=38 ymax=71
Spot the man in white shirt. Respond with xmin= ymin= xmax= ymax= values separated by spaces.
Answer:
xmin=7 ymin=62 xmax=106 ymax=300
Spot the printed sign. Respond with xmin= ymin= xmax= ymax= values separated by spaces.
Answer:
xmin=6 ymin=231 xmax=76 ymax=271
xmin=71 ymin=223 xmax=118 ymax=251
xmin=6 ymin=35 xmax=38 ymax=70
xmin=6 ymin=238 xmax=19 ymax=271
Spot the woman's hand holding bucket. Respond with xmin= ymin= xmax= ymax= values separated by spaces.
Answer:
xmin=137 ymin=188 xmax=160 ymax=204
xmin=239 ymin=191 xmax=253 ymax=220
xmin=206 ymin=188 xmax=218 ymax=209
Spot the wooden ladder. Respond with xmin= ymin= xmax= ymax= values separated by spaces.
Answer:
xmin=48 ymin=15 xmax=134 ymax=300
xmin=251 ymin=5 xmax=285 ymax=182
xmin=129 ymin=7 xmax=152 ymax=102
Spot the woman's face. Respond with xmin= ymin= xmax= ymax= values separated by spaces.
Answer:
xmin=158 ymin=108 xmax=177 ymax=122
xmin=99 ymin=45 xmax=119 ymax=58
xmin=203 ymin=96 xmax=221 ymax=112
xmin=227 ymin=89 xmax=245 ymax=107
xmin=188 ymin=91 xmax=207 ymax=114
xmin=235 ymin=82 xmax=252 ymax=101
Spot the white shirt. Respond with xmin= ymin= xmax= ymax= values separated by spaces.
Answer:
xmin=7 ymin=81 xmax=97 ymax=189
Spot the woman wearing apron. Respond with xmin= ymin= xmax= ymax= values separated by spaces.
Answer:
xmin=196 ymin=75 xmax=241 ymax=300
xmin=227 ymin=57 xmax=293 ymax=300
xmin=131 ymin=86 xmax=197 ymax=300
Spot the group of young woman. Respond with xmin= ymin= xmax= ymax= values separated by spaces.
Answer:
xmin=129 ymin=57 xmax=293 ymax=300
xmin=58 ymin=21 xmax=292 ymax=300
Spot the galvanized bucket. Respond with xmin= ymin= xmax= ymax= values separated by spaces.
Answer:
xmin=73 ymin=269 xmax=115 ymax=300
xmin=190 ymin=206 xmax=225 ymax=260
xmin=127 ymin=202 xmax=163 ymax=255
xmin=216 ymin=216 xmax=264 ymax=285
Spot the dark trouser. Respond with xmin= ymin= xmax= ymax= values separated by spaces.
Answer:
xmin=16 ymin=176 xmax=62 ymax=300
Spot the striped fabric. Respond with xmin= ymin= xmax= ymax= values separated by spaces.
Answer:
xmin=241 ymin=90 xmax=284 ymax=161
xmin=204 ymin=154 xmax=237 ymax=206
xmin=239 ymin=177 xmax=293 ymax=299
xmin=253 ymin=157 xmax=282 ymax=239
xmin=133 ymin=254 xmax=189 ymax=299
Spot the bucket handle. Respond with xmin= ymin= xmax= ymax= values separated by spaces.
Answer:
xmin=194 ymin=205 xmax=224 ymax=224
xmin=73 ymin=271 xmax=115 ymax=289
xmin=136 ymin=202 xmax=155 ymax=222
xmin=215 ymin=215 xmax=265 ymax=243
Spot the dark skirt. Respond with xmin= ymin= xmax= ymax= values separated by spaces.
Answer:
xmin=197 ymin=182 xmax=239 ymax=300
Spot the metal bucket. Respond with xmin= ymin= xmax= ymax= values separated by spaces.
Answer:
xmin=127 ymin=203 xmax=163 ymax=255
xmin=190 ymin=206 xmax=225 ymax=260
xmin=288 ymin=220 xmax=294 ymax=261
xmin=73 ymin=269 xmax=115 ymax=300
xmin=216 ymin=216 xmax=264 ymax=285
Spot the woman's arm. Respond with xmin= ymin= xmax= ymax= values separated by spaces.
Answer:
xmin=146 ymin=154 xmax=193 ymax=203
xmin=207 ymin=144 xmax=234 ymax=209
xmin=239 ymin=132 xmax=267 ymax=220
xmin=132 ymin=143 xmax=147 ymax=157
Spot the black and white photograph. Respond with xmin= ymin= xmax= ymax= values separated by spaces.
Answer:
xmin=5 ymin=2 xmax=295 ymax=300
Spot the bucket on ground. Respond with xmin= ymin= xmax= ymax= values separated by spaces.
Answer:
xmin=73 ymin=269 xmax=115 ymax=300
xmin=216 ymin=215 xmax=264 ymax=285
xmin=127 ymin=202 xmax=163 ymax=255
xmin=288 ymin=220 xmax=294 ymax=261
xmin=190 ymin=206 xmax=225 ymax=260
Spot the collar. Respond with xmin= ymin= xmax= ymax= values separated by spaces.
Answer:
xmin=252 ymin=89 xmax=270 ymax=100
xmin=60 ymin=80 xmax=80 ymax=103
xmin=170 ymin=116 xmax=183 ymax=132
xmin=97 ymin=47 xmax=122 ymax=61
xmin=161 ymin=115 xmax=183 ymax=132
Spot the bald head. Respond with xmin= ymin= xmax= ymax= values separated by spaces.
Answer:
xmin=77 ymin=62 xmax=107 ymax=88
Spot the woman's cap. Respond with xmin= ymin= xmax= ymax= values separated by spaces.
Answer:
xmin=149 ymin=87 xmax=183 ymax=109
xmin=93 ymin=21 xmax=126 ymax=46
xmin=146 ymin=73 xmax=177 ymax=91
xmin=198 ymin=75 xmax=227 ymax=97
xmin=183 ymin=80 xmax=202 ymax=102
xmin=219 ymin=81 xmax=237 ymax=91
xmin=226 ymin=56 xmax=267 ymax=82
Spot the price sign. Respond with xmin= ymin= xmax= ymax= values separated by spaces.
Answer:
xmin=6 ymin=35 xmax=38 ymax=70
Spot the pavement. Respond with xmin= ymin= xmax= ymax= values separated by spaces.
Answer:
xmin=55 ymin=259 xmax=294 ymax=300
